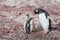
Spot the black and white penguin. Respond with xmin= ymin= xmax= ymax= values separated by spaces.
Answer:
xmin=34 ymin=8 xmax=56 ymax=34
xmin=25 ymin=18 xmax=33 ymax=34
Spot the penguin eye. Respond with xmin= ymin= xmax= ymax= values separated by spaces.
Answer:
xmin=34 ymin=9 xmax=39 ymax=14
xmin=36 ymin=9 xmax=39 ymax=12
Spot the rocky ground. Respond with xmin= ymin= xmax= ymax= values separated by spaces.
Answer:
xmin=0 ymin=0 xmax=60 ymax=40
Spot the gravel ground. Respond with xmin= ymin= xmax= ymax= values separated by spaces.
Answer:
xmin=0 ymin=0 xmax=60 ymax=40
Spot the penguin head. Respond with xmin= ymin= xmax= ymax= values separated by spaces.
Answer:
xmin=34 ymin=8 xmax=47 ymax=14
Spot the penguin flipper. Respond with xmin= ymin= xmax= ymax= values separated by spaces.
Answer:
xmin=48 ymin=16 xmax=57 ymax=31
xmin=48 ymin=16 xmax=55 ymax=24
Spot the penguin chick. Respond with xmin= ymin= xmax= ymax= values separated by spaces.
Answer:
xmin=25 ymin=18 xmax=33 ymax=34
xmin=34 ymin=8 xmax=56 ymax=34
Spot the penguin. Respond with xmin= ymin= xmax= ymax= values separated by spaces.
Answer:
xmin=34 ymin=8 xmax=56 ymax=34
xmin=25 ymin=18 xmax=33 ymax=34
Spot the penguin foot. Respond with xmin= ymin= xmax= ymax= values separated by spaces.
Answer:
xmin=40 ymin=31 xmax=48 ymax=36
xmin=25 ymin=32 xmax=31 ymax=34
xmin=31 ymin=31 xmax=36 ymax=34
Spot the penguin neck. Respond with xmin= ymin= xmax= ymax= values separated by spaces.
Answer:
xmin=28 ymin=18 xmax=33 ymax=24
xmin=38 ymin=13 xmax=45 ymax=17
xmin=29 ymin=19 xmax=33 ymax=24
xmin=39 ymin=12 xmax=45 ymax=14
xmin=38 ymin=12 xmax=49 ymax=19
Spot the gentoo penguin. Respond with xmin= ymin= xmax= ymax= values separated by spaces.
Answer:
xmin=25 ymin=18 xmax=33 ymax=34
xmin=34 ymin=8 xmax=56 ymax=34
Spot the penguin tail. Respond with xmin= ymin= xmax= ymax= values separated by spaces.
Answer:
xmin=52 ymin=27 xmax=57 ymax=30
xmin=49 ymin=27 xmax=57 ymax=31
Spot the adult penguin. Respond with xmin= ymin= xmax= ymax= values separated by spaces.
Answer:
xmin=34 ymin=8 xmax=56 ymax=34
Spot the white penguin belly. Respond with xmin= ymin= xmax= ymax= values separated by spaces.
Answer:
xmin=39 ymin=13 xmax=49 ymax=31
